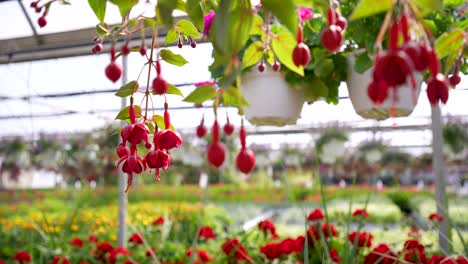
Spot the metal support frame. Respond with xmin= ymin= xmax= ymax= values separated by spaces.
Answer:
xmin=431 ymin=104 xmax=450 ymax=253
xmin=117 ymin=55 xmax=128 ymax=247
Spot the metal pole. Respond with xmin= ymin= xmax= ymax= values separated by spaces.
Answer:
xmin=431 ymin=104 xmax=450 ymax=253
xmin=117 ymin=56 xmax=128 ymax=247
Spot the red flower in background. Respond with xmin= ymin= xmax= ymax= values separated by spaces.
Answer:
xmin=307 ymin=208 xmax=325 ymax=221
xmin=70 ymin=237 xmax=84 ymax=248
xmin=456 ymin=257 xmax=468 ymax=264
xmin=330 ymin=249 xmax=341 ymax=263
xmin=260 ymin=235 xmax=305 ymax=260
xmin=128 ymin=233 xmax=144 ymax=245
xmin=97 ymin=242 xmax=114 ymax=253
xmin=13 ymin=251 xmax=31 ymax=263
xmin=348 ymin=231 xmax=373 ymax=248
xmin=109 ymin=247 xmax=131 ymax=264
xmin=257 ymin=219 xmax=278 ymax=239
xmin=428 ymin=255 xmax=456 ymax=264
xmin=402 ymin=239 xmax=427 ymax=264
xmin=186 ymin=248 xmax=212 ymax=263
xmin=88 ymin=235 xmax=99 ymax=243
xmin=352 ymin=209 xmax=370 ymax=218
xmin=364 ymin=244 xmax=396 ymax=264
xmin=50 ymin=256 xmax=71 ymax=264
xmin=198 ymin=226 xmax=216 ymax=240
xmin=307 ymin=223 xmax=338 ymax=244
xmin=146 ymin=247 xmax=156 ymax=257
xmin=429 ymin=213 xmax=444 ymax=222
xmin=152 ymin=216 xmax=165 ymax=225
xmin=222 ymin=238 xmax=253 ymax=263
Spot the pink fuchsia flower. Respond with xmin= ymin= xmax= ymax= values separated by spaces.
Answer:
xmin=128 ymin=233 xmax=144 ymax=245
xmin=348 ymin=231 xmax=373 ymax=248
xmin=121 ymin=123 xmax=149 ymax=146
xmin=195 ymin=81 xmax=216 ymax=88
xmin=352 ymin=208 xmax=369 ymax=218
xmin=298 ymin=7 xmax=313 ymax=23
xmin=429 ymin=213 xmax=444 ymax=222
xmin=307 ymin=208 xmax=325 ymax=221
xmin=144 ymin=149 xmax=170 ymax=171
xmin=13 ymin=251 xmax=31 ymax=263
xmin=203 ymin=11 xmax=215 ymax=36
xmin=51 ymin=256 xmax=71 ymax=264
xmin=154 ymin=129 xmax=182 ymax=151
xmin=198 ymin=226 xmax=216 ymax=240
xmin=152 ymin=216 xmax=165 ymax=225
xmin=70 ymin=237 xmax=84 ymax=248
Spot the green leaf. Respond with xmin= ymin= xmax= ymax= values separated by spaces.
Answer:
xmin=242 ymin=41 xmax=264 ymax=69
xmin=435 ymin=28 xmax=464 ymax=59
xmin=109 ymin=0 xmax=137 ymax=18
xmin=143 ymin=17 xmax=157 ymax=28
xmin=249 ymin=14 xmax=264 ymax=36
xmin=88 ymin=0 xmax=106 ymax=23
xmin=156 ymin=0 xmax=178 ymax=27
xmin=350 ymin=0 xmax=392 ymax=21
xmin=186 ymin=0 xmax=204 ymax=30
xmin=167 ymin=84 xmax=184 ymax=97
xmin=412 ymin=0 xmax=442 ymax=16
xmin=183 ymin=85 xmax=216 ymax=104
xmin=165 ymin=29 xmax=179 ymax=44
xmin=176 ymin=19 xmax=201 ymax=39
xmin=96 ymin=23 xmax=108 ymax=36
xmin=354 ymin=53 xmax=373 ymax=74
xmin=271 ymin=30 xmax=304 ymax=76
xmin=160 ymin=49 xmax=189 ymax=66
xmin=455 ymin=19 xmax=468 ymax=30
xmin=262 ymin=0 xmax=298 ymax=37
xmin=175 ymin=0 xmax=186 ymax=12
xmin=115 ymin=81 xmax=139 ymax=97
xmin=303 ymin=77 xmax=328 ymax=102
xmin=115 ymin=105 xmax=142 ymax=120
xmin=147 ymin=122 xmax=155 ymax=134
xmin=222 ymin=86 xmax=249 ymax=108
xmin=153 ymin=115 xmax=175 ymax=130
xmin=212 ymin=0 xmax=253 ymax=55
xmin=314 ymin=59 xmax=334 ymax=78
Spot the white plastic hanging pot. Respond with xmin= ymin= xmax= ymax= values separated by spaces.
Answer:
xmin=241 ymin=66 xmax=305 ymax=126
xmin=346 ymin=54 xmax=423 ymax=120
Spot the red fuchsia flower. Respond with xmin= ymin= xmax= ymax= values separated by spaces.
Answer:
xmin=428 ymin=255 xmax=456 ymax=264
xmin=198 ymin=226 xmax=216 ymax=240
xmin=128 ymin=233 xmax=144 ymax=245
xmin=352 ymin=208 xmax=369 ymax=218
xmin=348 ymin=231 xmax=373 ymax=248
xmin=222 ymin=238 xmax=253 ymax=263
xmin=298 ymin=7 xmax=313 ymax=23
xmin=146 ymin=247 xmax=157 ymax=257
xmin=154 ymin=130 xmax=182 ymax=151
xmin=109 ymin=247 xmax=131 ymax=264
xmin=203 ymin=10 xmax=215 ymax=36
xmin=116 ymin=143 xmax=130 ymax=158
xmin=329 ymin=249 xmax=341 ymax=263
xmin=307 ymin=208 xmax=325 ymax=221
xmin=14 ymin=251 xmax=31 ymax=263
xmin=144 ymin=149 xmax=170 ymax=180
xmin=257 ymin=219 xmax=279 ymax=239
xmin=364 ymin=244 xmax=396 ymax=264
xmin=70 ymin=237 xmax=84 ymax=248
xmin=51 ymin=256 xmax=71 ymax=264
xmin=152 ymin=216 xmax=165 ymax=225
xmin=402 ymin=239 xmax=427 ymax=264
xmin=121 ymin=123 xmax=149 ymax=146
xmin=429 ymin=213 xmax=444 ymax=222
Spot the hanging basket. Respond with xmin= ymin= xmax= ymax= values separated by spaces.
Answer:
xmin=241 ymin=66 xmax=305 ymax=126
xmin=346 ymin=55 xmax=423 ymax=120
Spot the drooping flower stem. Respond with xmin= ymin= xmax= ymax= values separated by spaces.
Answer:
xmin=144 ymin=25 xmax=158 ymax=120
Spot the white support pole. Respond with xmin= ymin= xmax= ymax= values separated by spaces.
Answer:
xmin=117 ymin=55 xmax=128 ymax=247
xmin=431 ymin=104 xmax=450 ymax=253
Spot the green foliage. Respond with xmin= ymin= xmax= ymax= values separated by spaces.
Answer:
xmin=315 ymin=129 xmax=348 ymax=153
xmin=114 ymin=80 xmax=138 ymax=98
xmin=159 ymin=49 xmax=189 ymax=66
xmin=443 ymin=121 xmax=468 ymax=155
xmin=87 ymin=0 xmax=106 ymax=22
